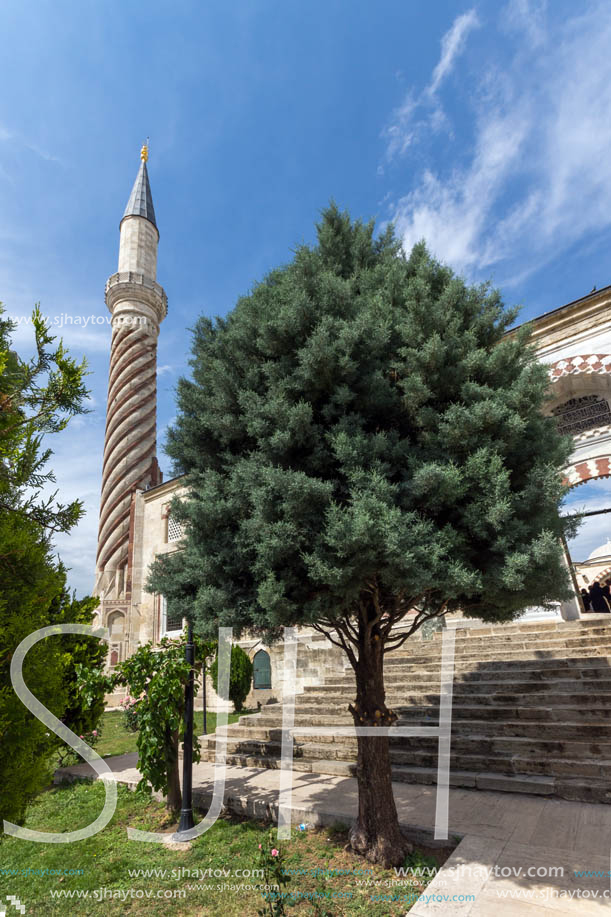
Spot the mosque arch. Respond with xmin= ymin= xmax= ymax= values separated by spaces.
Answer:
xmin=563 ymin=455 xmax=611 ymax=487
xmin=107 ymin=610 xmax=125 ymax=635
xmin=541 ymin=355 xmax=611 ymax=491
xmin=546 ymin=356 xmax=611 ymax=433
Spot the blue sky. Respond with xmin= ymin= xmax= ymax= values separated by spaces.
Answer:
xmin=2 ymin=0 xmax=611 ymax=593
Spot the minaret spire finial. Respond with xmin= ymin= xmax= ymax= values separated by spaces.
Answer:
xmin=123 ymin=140 xmax=157 ymax=228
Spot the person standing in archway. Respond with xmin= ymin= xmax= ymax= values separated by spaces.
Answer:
xmin=589 ymin=581 xmax=610 ymax=613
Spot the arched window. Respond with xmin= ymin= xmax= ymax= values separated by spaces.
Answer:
xmin=107 ymin=611 xmax=125 ymax=636
xmin=253 ymin=650 xmax=271 ymax=689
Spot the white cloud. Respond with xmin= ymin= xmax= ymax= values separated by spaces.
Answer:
xmin=386 ymin=2 xmax=611 ymax=282
xmin=428 ymin=9 xmax=480 ymax=95
xmin=384 ymin=91 xmax=418 ymax=161
xmin=382 ymin=10 xmax=479 ymax=163
xmin=0 ymin=122 xmax=61 ymax=167
xmin=393 ymin=111 xmax=529 ymax=270
xmin=501 ymin=0 xmax=547 ymax=48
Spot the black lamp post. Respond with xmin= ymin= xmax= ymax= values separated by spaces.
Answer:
xmin=176 ymin=619 xmax=195 ymax=837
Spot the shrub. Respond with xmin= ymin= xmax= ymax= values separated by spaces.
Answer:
xmin=210 ymin=644 xmax=253 ymax=713
xmin=57 ymin=593 xmax=108 ymax=746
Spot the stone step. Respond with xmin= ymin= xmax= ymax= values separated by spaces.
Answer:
xmin=391 ymin=628 xmax=611 ymax=649
xmin=297 ymin=677 xmax=611 ymax=699
xmin=204 ymin=732 xmax=595 ymax=766
xmin=203 ymin=731 xmax=611 ymax=764
xmin=407 ymin=626 xmax=611 ymax=650
xmin=208 ymin=718 xmax=611 ymax=743
xmin=271 ymin=699 xmax=611 ymax=720
xmin=395 ymin=621 xmax=611 ymax=642
xmin=204 ymin=743 xmax=611 ymax=780
xmin=204 ymin=750 xmax=611 ymax=804
xmin=252 ymin=705 xmax=611 ymax=727
xmin=373 ymin=645 xmax=611 ymax=664
xmin=412 ymin=620 xmax=611 ymax=643
xmin=390 ymin=766 xmax=557 ymax=796
xmin=327 ymin=659 xmax=611 ymax=683
xmin=385 ymin=749 xmax=611 ymax=779
xmin=291 ymin=698 xmax=609 ymax=719
xmin=384 ymin=637 xmax=611 ymax=668
xmin=309 ymin=668 xmax=611 ymax=691
xmin=388 ymin=766 xmax=611 ymax=804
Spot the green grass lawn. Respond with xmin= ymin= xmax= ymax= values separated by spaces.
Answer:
xmin=0 ymin=781 xmax=448 ymax=916
xmin=83 ymin=709 xmax=252 ymax=759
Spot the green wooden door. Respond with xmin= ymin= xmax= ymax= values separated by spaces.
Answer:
xmin=253 ymin=650 xmax=271 ymax=689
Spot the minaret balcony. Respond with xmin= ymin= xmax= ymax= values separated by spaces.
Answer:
xmin=105 ymin=271 xmax=168 ymax=322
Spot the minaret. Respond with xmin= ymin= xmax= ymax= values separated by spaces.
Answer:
xmin=95 ymin=145 xmax=167 ymax=599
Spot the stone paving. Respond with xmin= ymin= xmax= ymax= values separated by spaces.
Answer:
xmin=57 ymin=753 xmax=611 ymax=915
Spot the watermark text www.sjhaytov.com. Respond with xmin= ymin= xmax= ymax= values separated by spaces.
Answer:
xmin=9 ymin=313 xmax=148 ymax=329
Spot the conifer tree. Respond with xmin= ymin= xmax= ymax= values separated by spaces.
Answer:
xmin=149 ymin=206 xmax=575 ymax=866
xmin=0 ymin=305 xmax=91 ymax=829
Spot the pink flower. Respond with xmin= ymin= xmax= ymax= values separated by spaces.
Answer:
xmin=271 ymin=849 xmax=279 ymax=857
xmin=92 ymin=730 xmax=98 ymax=736
xmin=258 ymin=844 xmax=262 ymax=849
xmin=79 ymin=735 xmax=83 ymax=739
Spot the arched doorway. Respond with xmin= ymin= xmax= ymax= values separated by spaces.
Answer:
xmin=253 ymin=650 xmax=272 ymax=690
xmin=563 ymin=474 xmax=611 ymax=613
xmin=547 ymin=357 xmax=611 ymax=617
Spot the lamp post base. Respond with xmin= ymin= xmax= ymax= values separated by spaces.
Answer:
xmin=177 ymin=808 xmax=195 ymax=835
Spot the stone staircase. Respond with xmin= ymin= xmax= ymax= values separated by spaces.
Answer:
xmin=200 ymin=618 xmax=611 ymax=803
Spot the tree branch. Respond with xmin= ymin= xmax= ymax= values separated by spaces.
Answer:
xmin=311 ymin=621 xmax=358 ymax=669
xmin=383 ymin=605 xmax=449 ymax=652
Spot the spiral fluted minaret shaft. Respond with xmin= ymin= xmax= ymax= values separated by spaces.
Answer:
xmin=95 ymin=148 xmax=167 ymax=599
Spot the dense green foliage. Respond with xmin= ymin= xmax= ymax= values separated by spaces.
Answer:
xmin=0 ymin=305 xmax=92 ymax=829
xmin=55 ymin=592 xmax=109 ymax=766
xmin=0 ymin=513 xmax=67 ymax=828
xmin=149 ymin=205 xmax=575 ymax=637
xmin=210 ymin=643 xmax=253 ymax=712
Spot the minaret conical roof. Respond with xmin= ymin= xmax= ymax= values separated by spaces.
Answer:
xmin=122 ymin=159 xmax=157 ymax=229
